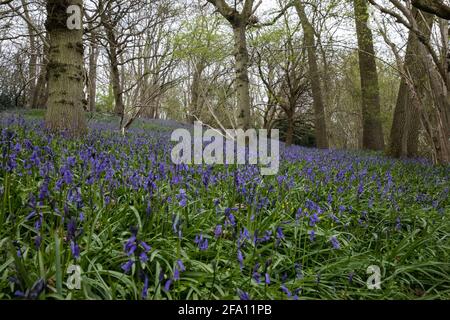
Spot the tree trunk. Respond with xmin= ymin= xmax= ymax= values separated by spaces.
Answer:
xmin=233 ymin=24 xmax=251 ymax=130
xmin=285 ymin=110 xmax=295 ymax=146
xmin=426 ymin=60 xmax=450 ymax=164
xmin=389 ymin=9 xmax=433 ymax=158
xmin=294 ymin=1 xmax=329 ymax=149
xmin=206 ymin=0 xmax=254 ymax=130
xmin=353 ymin=0 xmax=385 ymax=151
xmin=45 ymin=0 xmax=87 ymax=136
xmin=87 ymin=30 xmax=99 ymax=112
xmin=106 ymin=31 xmax=124 ymax=116
xmin=22 ymin=0 xmax=37 ymax=109
xmin=188 ymin=61 xmax=205 ymax=124
xmin=32 ymin=69 xmax=47 ymax=109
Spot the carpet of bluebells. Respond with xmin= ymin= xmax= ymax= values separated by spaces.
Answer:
xmin=0 ymin=114 xmax=449 ymax=300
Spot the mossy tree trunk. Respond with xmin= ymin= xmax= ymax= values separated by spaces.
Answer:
xmin=45 ymin=0 xmax=86 ymax=136
xmin=353 ymin=0 xmax=385 ymax=151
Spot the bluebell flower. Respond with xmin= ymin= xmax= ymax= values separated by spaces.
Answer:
xmin=295 ymin=208 xmax=304 ymax=221
xmin=214 ymin=225 xmax=223 ymax=238
xmin=124 ymin=238 xmax=137 ymax=256
xmin=174 ymin=268 xmax=180 ymax=281
xmin=141 ymin=274 xmax=149 ymax=299
xmin=331 ymin=236 xmax=340 ymax=250
xmin=327 ymin=194 xmax=333 ymax=205
xmin=34 ymin=236 xmax=42 ymax=249
xmin=177 ymin=189 xmax=187 ymax=207
xmin=164 ymin=279 xmax=172 ymax=292
xmin=140 ymin=241 xmax=151 ymax=253
xmin=276 ymin=227 xmax=284 ymax=240
xmin=237 ymin=250 xmax=244 ymax=270
xmin=70 ymin=241 xmax=80 ymax=259
xmin=67 ymin=156 xmax=76 ymax=167
xmin=121 ymin=259 xmax=134 ymax=273
xmin=146 ymin=201 xmax=152 ymax=216
xmin=194 ymin=233 xmax=209 ymax=251
xmin=281 ymin=285 xmax=292 ymax=297
xmin=265 ymin=273 xmax=271 ymax=285
xmin=238 ymin=289 xmax=250 ymax=300
xmin=15 ymin=291 xmax=26 ymax=298
xmin=348 ymin=272 xmax=355 ymax=284
xmin=309 ymin=213 xmax=320 ymax=227
xmin=358 ymin=183 xmax=364 ymax=196
xmin=395 ymin=217 xmax=402 ymax=231
xmin=225 ymin=208 xmax=237 ymax=227
xmin=309 ymin=230 xmax=316 ymax=242
xmin=140 ymin=252 xmax=149 ymax=263
xmin=252 ymin=263 xmax=261 ymax=283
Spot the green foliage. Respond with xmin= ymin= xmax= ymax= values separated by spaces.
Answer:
xmin=0 ymin=114 xmax=449 ymax=300
xmin=96 ymin=85 xmax=115 ymax=113
xmin=172 ymin=16 xmax=230 ymax=63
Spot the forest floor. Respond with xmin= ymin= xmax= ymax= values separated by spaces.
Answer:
xmin=0 ymin=110 xmax=449 ymax=300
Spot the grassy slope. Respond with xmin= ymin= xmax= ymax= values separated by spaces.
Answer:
xmin=0 ymin=111 xmax=449 ymax=300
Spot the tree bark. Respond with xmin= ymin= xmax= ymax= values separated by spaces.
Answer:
xmin=106 ymin=29 xmax=125 ymax=116
xmin=353 ymin=0 xmax=385 ymax=151
xmin=294 ymin=1 xmax=329 ymax=149
xmin=206 ymin=0 xmax=254 ymax=130
xmin=21 ymin=0 xmax=37 ymax=109
xmin=45 ymin=0 xmax=87 ymax=136
xmin=411 ymin=0 xmax=450 ymax=20
xmin=87 ymin=25 xmax=99 ymax=112
xmin=188 ymin=61 xmax=205 ymax=124
xmin=285 ymin=109 xmax=295 ymax=146
xmin=389 ymin=9 xmax=433 ymax=158
xmin=31 ymin=40 xmax=49 ymax=109
xmin=232 ymin=24 xmax=252 ymax=130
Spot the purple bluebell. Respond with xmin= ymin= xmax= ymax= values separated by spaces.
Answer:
xmin=281 ymin=285 xmax=292 ymax=297
xmin=142 ymin=274 xmax=149 ymax=299
xmin=265 ymin=273 xmax=271 ymax=285
xmin=177 ymin=189 xmax=187 ymax=207
xmin=331 ymin=236 xmax=340 ymax=250
xmin=348 ymin=272 xmax=355 ymax=284
xmin=238 ymin=289 xmax=250 ymax=300
xmin=70 ymin=241 xmax=80 ymax=259
xmin=214 ymin=225 xmax=223 ymax=239
xmin=237 ymin=250 xmax=244 ymax=270
xmin=121 ymin=259 xmax=134 ymax=273
xmin=309 ymin=230 xmax=316 ymax=242
xmin=395 ymin=217 xmax=402 ymax=231
xmin=174 ymin=268 xmax=180 ymax=281
xmin=177 ymin=259 xmax=186 ymax=272
xmin=140 ymin=252 xmax=149 ymax=263
xmin=164 ymin=279 xmax=172 ymax=292
xmin=194 ymin=233 xmax=209 ymax=251
xmin=309 ymin=213 xmax=320 ymax=227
